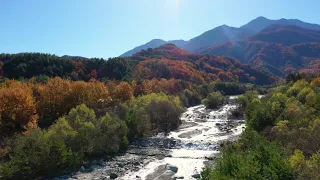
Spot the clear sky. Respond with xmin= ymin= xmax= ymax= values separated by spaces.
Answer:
xmin=1 ymin=0 xmax=319 ymax=58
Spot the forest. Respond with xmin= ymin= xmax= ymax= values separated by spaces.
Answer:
xmin=0 ymin=45 xmax=319 ymax=179
xmin=0 ymin=48 xmax=270 ymax=179
xmin=0 ymin=44 xmax=276 ymax=85
xmin=202 ymin=75 xmax=320 ymax=179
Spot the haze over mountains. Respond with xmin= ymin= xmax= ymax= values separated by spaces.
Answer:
xmin=120 ymin=16 xmax=320 ymax=76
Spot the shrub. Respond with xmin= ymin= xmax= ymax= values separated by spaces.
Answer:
xmin=0 ymin=129 xmax=79 ymax=179
xmin=202 ymin=92 xmax=225 ymax=109
xmin=202 ymin=130 xmax=294 ymax=180
xmin=125 ymin=93 xmax=184 ymax=138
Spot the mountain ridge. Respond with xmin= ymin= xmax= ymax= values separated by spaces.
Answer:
xmin=197 ymin=24 xmax=320 ymax=76
xmin=120 ymin=16 xmax=320 ymax=56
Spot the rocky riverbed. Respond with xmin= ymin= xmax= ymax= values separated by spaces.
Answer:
xmin=55 ymin=96 xmax=245 ymax=180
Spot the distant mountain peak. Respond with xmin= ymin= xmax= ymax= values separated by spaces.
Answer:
xmin=120 ymin=39 xmax=167 ymax=57
xmin=220 ymin=24 xmax=230 ymax=28
xmin=242 ymin=16 xmax=320 ymax=33
xmin=121 ymin=16 xmax=320 ymax=58
xmin=256 ymin=16 xmax=268 ymax=20
xmin=150 ymin=39 xmax=166 ymax=42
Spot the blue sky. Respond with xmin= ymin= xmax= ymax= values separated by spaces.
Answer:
xmin=1 ymin=0 xmax=319 ymax=58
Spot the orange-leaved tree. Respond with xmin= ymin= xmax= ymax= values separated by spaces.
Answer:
xmin=0 ymin=80 xmax=38 ymax=134
xmin=69 ymin=80 xmax=111 ymax=109
xmin=35 ymin=77 xmax=112 ymax=127
xmin=34 ymin=77 xmax=72 ymax=127
xmin=106 ymin=81 xmax=133 ymax=104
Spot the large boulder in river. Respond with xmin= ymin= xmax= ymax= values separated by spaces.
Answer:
xmin=191 ymin=173 xmax=201 ymax=178
xmin=166 ymin=164 xmax=178 ymax=173
xmin=109 ymin=173 xmax=118 ymax=179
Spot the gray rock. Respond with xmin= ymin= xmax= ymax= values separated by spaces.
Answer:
xmin=134 ymin=166 xmax=140 ymax=171
xmin=110 ymin=173 xmax=118 ymax=179
xmin=191 ymin=173 xmax=201 ymax=178
xmin=156 ymin=154 xmax=166 ymax=160
xmin=205 ymin=156 xmax=215 ymax=160
xmin=166 ymin=165 xmax=178 ymax=173
xmin=172 ymin=175 xmax=184 ymax=179
xmin=133 ymin=161 xmax=140 ymax=166
xmin=79 ymin=166 xmax=86 ymax=173
xmin=117 ymin=162 xmax=124 ymax=168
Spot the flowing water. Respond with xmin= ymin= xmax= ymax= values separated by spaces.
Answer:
xmin=56 ymin=96 xmax=245 ymax=180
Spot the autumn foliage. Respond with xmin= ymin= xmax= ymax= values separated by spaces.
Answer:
xmin=0 ymin=44 xmax=278 ymax=179
xmin=0 ymin=44 xmax=276 ymax=86
xmin=0 ymin=81 xmax=38 ymax=134
xmin=197 ymin=26 xmax=320 ymax=77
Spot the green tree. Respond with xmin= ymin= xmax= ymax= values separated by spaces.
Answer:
xmin=202 ymin=92 xmax=225 ymax=109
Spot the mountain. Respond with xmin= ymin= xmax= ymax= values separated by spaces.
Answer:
xmin=120 ymin=17 xmax=320 ymax=57
xmin=250 ymin=43 xmax=303 ymax=76
xmin=133 ymin=43 xmax=192 ymax=60
xmin=167 ymin=40 xmax=188 ymax=47
xmin=198 ymin=40 xmax=267 ymax=64
xmin=120 ymin=39 xmax=188 ymax=57
xmin=132 ymin=44 xmax=276 ymax=85
xmin=249 ymin=24 xmax=320 ymax=45
xmin=242 ymin=16 xmax=320 ymax=32
xmin=240 ymin=16 xmax=275 ymax=32
xmin=292 ymin=42 xmax=320 ymax=58
xmin=120 ymin=39 xmax=167 ymax=57
xmin=183 ymin=25 xmax=254 ymax=52
xmin=198 ymin=25 xmax=320 ymax=76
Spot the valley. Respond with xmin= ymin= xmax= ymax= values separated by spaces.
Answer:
xmin=56 ymin=96 xmax=244 ymax=180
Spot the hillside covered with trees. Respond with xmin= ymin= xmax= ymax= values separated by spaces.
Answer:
xmin=0 ymin=44 xmax=275 ymax=179
xmin=198 ymin=25 xmax=320 ymax=76
xmin=0 ymin=44 xmax=276 ymax=86
xmin=202 ymin=75 xmax=320 ymax=179
xmin=2 ymin=41 xmax=320 ymax=179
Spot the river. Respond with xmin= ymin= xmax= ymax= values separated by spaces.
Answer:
xmin=55 ymin=96 xmax=245 ymax=180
